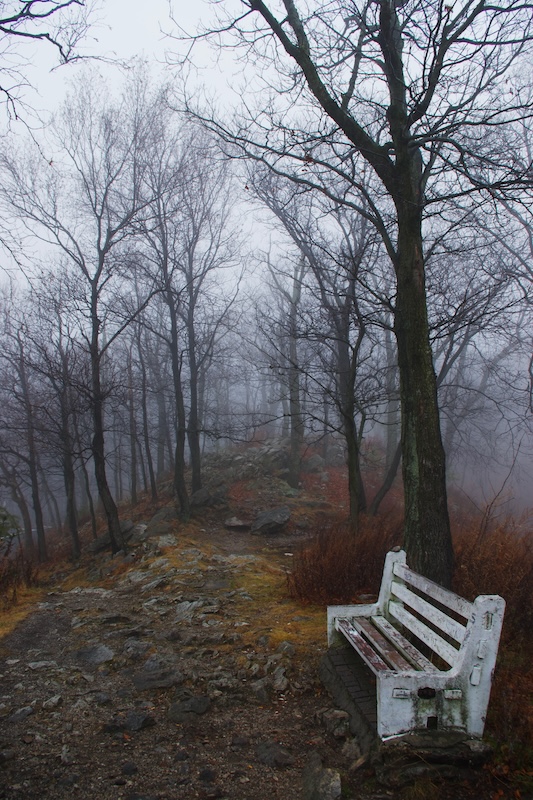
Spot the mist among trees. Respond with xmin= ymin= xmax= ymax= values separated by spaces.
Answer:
xmin=0 ymin=1 xmax=532 ymax=587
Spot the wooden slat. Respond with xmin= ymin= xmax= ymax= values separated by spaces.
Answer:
xmin=351 ymin=617 xmax=413 ymax=672
xmin=393 ymin=562 xmax=473 ymax=619
xmin=390 ymin=582 xmax=467 ymax=645
xmin=372 ymin=616 xmax=440 ymax=673
xmin=335 ymin=618 xmax=391 ymax=674
xmin=388 ymin=601 xmax=459 ymax=667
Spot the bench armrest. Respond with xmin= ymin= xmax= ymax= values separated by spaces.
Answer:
xmin=327 ymin=602 xmax=380 ymax=646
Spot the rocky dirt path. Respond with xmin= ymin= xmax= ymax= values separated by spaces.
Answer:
xmin=0 ymin=524 xmax=373 ymax=800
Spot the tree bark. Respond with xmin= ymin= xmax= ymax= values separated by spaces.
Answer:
xmin=127 ymin=355 xmax=138 ymax=506
xmin=287 ymin=295 xmax=303 ymax=488
xmin=16 ymin=341 xmax=47 ymax=562
xmin=186 ymin=307 xmax=202 ymax=494
xmin=135 ymin=332 xmax=158 ymax=501
xmin=394 ymin=199 xmax=453 ymax=585
xmin=90 ymin=285 xmax=124 ymax=553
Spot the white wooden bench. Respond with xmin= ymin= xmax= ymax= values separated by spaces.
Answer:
xmin=327 ymin=549 xmax=505 ymax=740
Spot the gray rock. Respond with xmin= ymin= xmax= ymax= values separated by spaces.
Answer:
xmin=148 ymin=557 xmax=170 ymax=570
xmin=302 ymin=454 xmax=326 ymax=473
xmin=317 ymin=708 xmax=350 ymax=738
xmin=120 ymin=519 xmax=135 ymax=535
xmin=127 ymin=523 xmax=148 ymax=544
xmin=143 ymin=506 xmax=178 ymax=539
xmin=156 ymin=534 xmax=178 ymax=548
xmin=43 ymin=694 xmax=62 ymax=710
xmin=272 ymin=666 xmax=289 ymax=692
xmin=251 ymin=506 xmax=291 ymax=535
xmin=277 ymin=640 xmax=296 ymax=657
xmin=123 ymin=639 xmax=151 ymax=659
xmin=103 ymin=710 xmax=156 ymax=733
xmin=302 ymin=752 xmax=342 ymax=800
xmin=7 ymin=705 xmax=34 ymax=723
xmin=28 ymin=660 xmax=58 ymax=670
xmin=91 ymin=692 xmax=112 ymax=706
xmin=132 ymin=656 xmax=184 ymax=691
xmin=148 ymin=506 xmax=178 ymax=526
xmin=250 ymin=678 xmax=272 ymax=704
xmin=190 ymin=487 xmax=216 ymax=507
xmin=75 ymin=644 xmax=115 ymax=666
xmin=256 ymin=740 xmax=295 ymax=768
xmin=174 ymin=600 xmax=204 ymax=621
xmin=168 ymin=694 xmax=211 ymax=724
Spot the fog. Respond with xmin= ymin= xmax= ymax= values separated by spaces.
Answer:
xmin=0 ymin=1 xmax=532 ymax=564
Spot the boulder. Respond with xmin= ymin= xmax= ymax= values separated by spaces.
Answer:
xmin=302 ymin=752 xmax=342 ymax=800
xmin=302 ymin=454 xmax=326 ymax=473
xmin=251 ymin=505 xmax=291 ymax=535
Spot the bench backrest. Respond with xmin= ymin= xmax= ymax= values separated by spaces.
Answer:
xmin=379 ymin=550 xmax=505 ymax=671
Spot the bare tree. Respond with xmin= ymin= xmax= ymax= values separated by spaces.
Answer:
xmin=0 ymin=299 xmax=48 ymax=560
xmin=184 ymin=0 xmax=533 ymax=585
xmin=1 ymin=74 xmax=152 ymax=552
xmin=0 ymin=0 xmax=92 ymax=118
xmin=139 ymin=108 xmax=241 ymax=513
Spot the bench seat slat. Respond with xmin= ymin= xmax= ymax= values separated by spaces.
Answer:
xmin=390 ymin=582 xmax=467 ymax=645
xmin=351 ymin=617 xmax=414 ymax=672
xmin=335 ymin=618 xmax=391 ymax=674
xmin=388 ymin=601 xmax=460 ymax=667
xmin=372 ymin=615 xmax=440 ymax=673
xmin=393 ymin=563 xmax=473 ymax=619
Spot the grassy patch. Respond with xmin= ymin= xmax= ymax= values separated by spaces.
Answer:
xmin=229 ymin=555 xmax=325 ymax=663
xmin=0 ymin=584 xmax=46 ymax=638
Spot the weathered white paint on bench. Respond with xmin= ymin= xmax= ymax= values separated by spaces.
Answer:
xmin=327 ymin=549 xmax=505 ymax=740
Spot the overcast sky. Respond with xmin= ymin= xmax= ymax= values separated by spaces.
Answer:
xmin=21 ymin=0 xmax=228 ymax=118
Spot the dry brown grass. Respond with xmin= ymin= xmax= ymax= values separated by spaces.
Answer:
xmin=452 ymin=512 xmax=533 ymax=774
xmin=453 ymin=513 xmax=533 ymax=645
xmin=0 ymin=548 xmax=38 ymax=610
xmin=286 ymin=513 xmax=403 ymax=603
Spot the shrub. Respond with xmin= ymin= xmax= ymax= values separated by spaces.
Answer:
xmin=286 ymin=514 xmax=402 ymax=603
xmin=453 ymin=513 xmax=533 ymax=645
xmin=0 ymin=506 xmax=38 ymax=608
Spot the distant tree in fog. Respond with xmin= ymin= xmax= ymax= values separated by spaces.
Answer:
xmin=0 ymin=73 xmax=153 ymax=553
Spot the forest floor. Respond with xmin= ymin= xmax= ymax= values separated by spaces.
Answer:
xmin=0 ymin=460 xmax=530 ymax=800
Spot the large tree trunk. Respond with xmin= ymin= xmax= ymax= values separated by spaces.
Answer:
xmin=92 ymin=413 xmax=123 ymax=552
xmin=187 ymin=310 xmax=202 ymax=494
xmin=287 ymin=304 xmax=303 ymax=488
xmin=127 ymin=356 xmax=138 ymax=506
xmin=394 ymin=199 xmax=453 ymax=586
xmin=137 ymin=335 xmax=158 ymax=501
xmin=63 ymin=450 xmax=80 ymax=559
xmin=369 ymin=441 xmax=401 ymax=516
xmin=72 ymin=411 xmax=97 ymax=540
xmin=90 ymin=287 xmax=123 ymax=553
xmin=167 ymin=294 xmax=190 ymax=519
xmin=17 ymin=345 xmax=47 ymax=562
xmin=336 ymin=319 xmax=367 ymax=527
xmin=384 ymin=327 xmax=400 ymax=469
